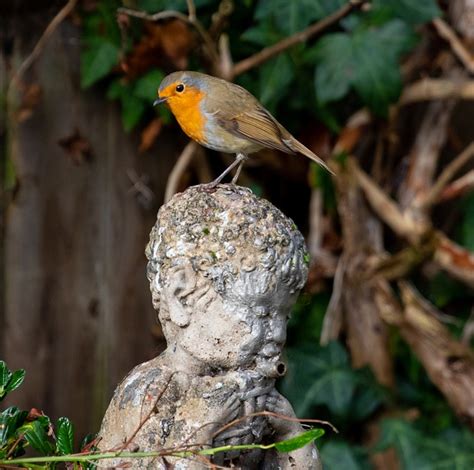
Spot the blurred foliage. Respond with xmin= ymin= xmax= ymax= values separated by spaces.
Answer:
xmin=76 ymin=0 xmax=474 ymax=468
xmin=0 ymin=361 xmax=95 ymax=468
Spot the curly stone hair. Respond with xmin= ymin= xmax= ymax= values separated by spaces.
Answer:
xmin=145 ymin=185 xmax=308 ymax=314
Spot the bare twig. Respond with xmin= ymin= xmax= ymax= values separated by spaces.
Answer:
xmin=231 ymin=0 xmax=367 ymax=78
xmin=433 ymin=18 xmax=474 ymax=75
xmin=165 ymin=141 xmax=199 ymax=202
xmin=400 ymin=78 xmax=474 ymax=104
xmin=439 ymin=170 xmax=474 ymax=202
xmin=397 ymin=100 xmax=455 ymax=210
xmin=320 ymin=256 xmax=345 ymax=345
xmin=351 ymin=160 xmax=425 ymax=243
xmin=117 ymin=7 xmax=219 ymax=64
xmin=7 ymin=0 xmax=78 ymax=100
xmin=461 ymin=309 xmax=474 ymax=345
xmin=419 ymin=141 xmax=474 ymax=210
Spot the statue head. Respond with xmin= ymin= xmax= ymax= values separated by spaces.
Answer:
xmin=146 ymin=185 xmax=308 ymax=376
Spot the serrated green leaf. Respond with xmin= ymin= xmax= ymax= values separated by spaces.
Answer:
xmin=259 ymin=53 xmax=294 ymax=112
xmin=81 ymin=41 xmax=119 ymax=88
xmin=24 ymin=420 xmax=54 ymax=455
xmin=0 ymin=407 xmax=28 ymax=446
xmin=56 ymin=417 xmax=74 ymax=455
xmin=321 ymin=441 xmax=370 ymax=470
xmin=6 ymin=369 xmax=25 ymax=394
xmin=373 ymin=0 xmax=440 ymax=24
xmin=134 ymin=70 xmax=165 ymax=101
xmin=274 ymin=428 xmax=324 ymax=452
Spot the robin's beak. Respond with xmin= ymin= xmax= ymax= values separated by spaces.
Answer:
xmin=153 ymin=97 xmax=168 ymax=106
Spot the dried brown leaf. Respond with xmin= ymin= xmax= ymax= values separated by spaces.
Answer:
xmin=58 ymin=129 xmax=92 ymax=165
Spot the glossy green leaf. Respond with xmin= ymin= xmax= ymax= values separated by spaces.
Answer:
xmin=0 ymin=407 xmax=28 ymax=446
xmin=6 ymin=369 xmax=25 ymax=394
xmin=24 ymin=420 xmax=54 ymax=455
xmin=274 ymin=428 xmax=324 ymax=452
xmin=81 ymin=41 xmax=120 ymax=88
xmin=0 ymin=361 xmax=10 ymax=395
xmin=56 ymin=417 xmax=74 ymax=455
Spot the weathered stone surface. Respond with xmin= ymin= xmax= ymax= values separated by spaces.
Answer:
xmin=98 ymin=184 xmax=321 ymax=469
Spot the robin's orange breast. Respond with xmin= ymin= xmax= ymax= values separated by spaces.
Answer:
xmin=166 ymin=89 xmax=207 ymax=144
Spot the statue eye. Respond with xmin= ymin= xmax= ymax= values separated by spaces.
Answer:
xmin=175 ymin=84 xmax=185 ymax=93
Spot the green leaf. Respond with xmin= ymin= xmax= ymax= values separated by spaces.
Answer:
xmin=321 ymin=441 xmax=370 ymax=470
xmin=134 ymin=70 xmax=165 ymax=101
xmin=24 ymin=420 xmax=54 ymax=455
xmin=6 ymin=369 xmax=25 ymax=394
xmin=0 ymin=407 xmax=28 ymax=446
xmin=311 ymin=33 xmax=354 ymax=105
xmin=312 ymin=20 xmax=417 ymax=115
xmin=255 ymin=0 xmax=345 ymax=34
xmin=281 ymin=341 xmax=357 ymax=416
xmin=56 ymin=417 xmax=74 ymax=455
xmin=274 ymin=428 xmax=324 ymax=452
xmin=259 ymin=53 xmax=294 ymax=112
xmin=373 ymin=0 xmax=440 ymax=24
xmin=376 ymin=419 xmax=474 ymax=470
xmin=121 ymin=94 xmax=146 ymax=132
xmin=0 ymin=362 xmax=11 ymax=400
xmin=81 ymin=41 xmax=120 ymax=88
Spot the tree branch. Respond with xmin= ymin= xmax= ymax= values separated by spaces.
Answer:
xmin=164 ymin=141 xmax=198 ymax=202
xmin=419 ymin=141 xmax=474 ymax=210
xmin=400 ymin=78 xmax=474 ymax=104
xmin=231 ymin=0 xmax=368 ymax=78
xmin=433 ymin=17 xmax=474 ymax=75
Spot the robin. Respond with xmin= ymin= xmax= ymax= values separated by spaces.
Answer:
xmin=154 ymin=71 xmax=332 ymax=185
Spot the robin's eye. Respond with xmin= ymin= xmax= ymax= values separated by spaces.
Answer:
xmin=175 ymin=84 xmax=185 ymax=93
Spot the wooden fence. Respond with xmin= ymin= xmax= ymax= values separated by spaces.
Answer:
xmin=1 ymin=10 xmax=178 ymax=439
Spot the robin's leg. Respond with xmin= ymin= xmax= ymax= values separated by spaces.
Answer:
xmin=231 ymin=154 xmax=248 ymax=184
xmin=207 ymin=153 xmax=247 ymax=187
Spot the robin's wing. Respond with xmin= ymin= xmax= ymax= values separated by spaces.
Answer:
xmin=217 ymin=107 xmax=332 ymax=172
xmin=216 ymin=107 xmax=297 ymax=154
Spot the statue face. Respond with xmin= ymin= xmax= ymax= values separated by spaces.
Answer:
xmin=161 ymin=264 xmax=290 ymax=374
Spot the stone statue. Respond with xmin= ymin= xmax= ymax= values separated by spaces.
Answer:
xmin=97 ymin=185 xmax=322 ymax=469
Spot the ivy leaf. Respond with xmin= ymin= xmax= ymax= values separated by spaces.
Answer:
xmin=274 ymin=428 xmax=324 ymax=452
xmin=255 ymin=0 xmax=345 ymax=34
xmin=312 ymin=20 xmax=417 ymax=116
xmin=321 ymin=441 xmax=370 ymax=470
xmin=23 ymin=420 xmax=54 ymax=455
xmin=311 ymin=33 xmax=354 ymax=103
xmin=81 ymin=41 xmax=120 ymax=88
xmin=259 ymin=53 xmax=294 ymax=112
xmin=282 ymin=341 xmax=357 ymax=417
xmin=373 ymin=0 xmax=440 ymax=24
xmin=56 ymin=417 xmax=74 ymax=455
xmin=376 ymin=419 xmax=474 ymax=470
xmin=121 ymin=94 xmax=146 ymax=132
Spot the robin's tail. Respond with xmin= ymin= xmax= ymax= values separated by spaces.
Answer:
xmin=284 ymin=136 xmax=334 ymax=175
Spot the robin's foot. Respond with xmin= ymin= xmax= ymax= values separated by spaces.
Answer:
xmin=204 ymin=153 xmax=248 ymax=188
